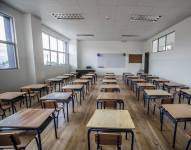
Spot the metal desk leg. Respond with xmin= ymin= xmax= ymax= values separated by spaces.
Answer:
xmin=79 ymin=90 xmax=82 ymax=105
xmin=87 ymin=128 xmax=92 ymax=150
xmin=130 ymin=130 xmax=135 ymax=150
xmin=172 ymin=121 xmax=178 ymax=148
xmin=37 ymin=130 xmax=42 ymax=150
xmin=160 ymin=109 xmax=164 ymax=131
xmin=138 ymin=88 xmax=140 ymax=100
xmin=52 ymin=113 xmax=58 ymax=138
xmin=147 ymin=98 xmax=150 ymax=114
xmin=83 ymin=87 xmax=85 ymax=100
xmin=25 ymin=96 xmax=28 ymax=108
xmin=72 ymin=97 xmax=74 ymax=112
xmin=66 ymin=103 xmax=69 ymax=122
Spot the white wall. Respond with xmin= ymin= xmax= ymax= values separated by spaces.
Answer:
xmin=0 ymin=3 xmax=70 ymax=91
xmin=78 ymin=41 xmax=144 ymax=75
xmin=144 ymin=16 xmax=191 ymax=86
xmin=69 ymin=39 xmax=78 ymax=71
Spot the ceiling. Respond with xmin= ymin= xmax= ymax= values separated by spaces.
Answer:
xmin=3 ymin=0 xmax=191 ymax=41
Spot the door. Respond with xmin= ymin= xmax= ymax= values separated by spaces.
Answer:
xmin=144 ymin=52 xmax=149 ymax=73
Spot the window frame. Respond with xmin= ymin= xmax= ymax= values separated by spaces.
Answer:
xmin=152 ymin=31 xmax=175 ymax=53
xmin=42 ymin=32 xmax=69 ymax=66
xmin=0 ymin=12 xmax=18 ymax=70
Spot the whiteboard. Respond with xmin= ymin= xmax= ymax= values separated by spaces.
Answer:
xmin=97 ymin=53 xmax=126 ymax=68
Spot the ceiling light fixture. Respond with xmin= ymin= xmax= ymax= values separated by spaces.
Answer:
xmin=121 ymin=34 xmax=138 ymax=37
xmin=130 ymin=15 xmax=162 ymax=22
xmin=76 ymin=34 xmax=95 ymax=37
xmin=51 ymin=13 xmax=84 ymax=20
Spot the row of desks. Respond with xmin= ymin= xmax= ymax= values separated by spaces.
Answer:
xmin=0 ymin=72 xmax=97 ymax=150
xmin=124 ymin=72 xmax=191 ymax=149
xmin=87 ymin=73 xmax=135 ymax=150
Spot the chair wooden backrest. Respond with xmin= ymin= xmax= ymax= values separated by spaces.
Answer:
xmin=0 ymin=132 xmax=21 ymax=150
xmin=103 ymin=101 xmax=117 ymax=109
xmin=161 ymin=98 xmax=174 ymax=104
xmin=144 ymin=86 xmax=155 ymax=90
xmin=63 ymin=88 xmax=73 ymax=93
xmin=95 ymin=133 xmax=122 ymax=147
xmin=41 ymin=100 xmax=58 ymax=109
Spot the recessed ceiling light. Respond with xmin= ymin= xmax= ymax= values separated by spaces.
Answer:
xmin=105 ymin=16 xmax=111 ymax=20
xmin=51 ymin=13 xmax=84 ymax=20
xmin=121 ymin=34 xmax=138 ymax=37
xmin=76 ymin=34 xmax=95 ymax=37
xmin=130 ymin=15 xmax=162 ymax=22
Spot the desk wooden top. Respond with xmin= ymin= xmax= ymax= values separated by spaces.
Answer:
xmin=85 ymin=74 xmax=95 ymax=76
xmin=56 ymin=76 xmax=70 ymax=79
xmin=64 ymin=74 xmax=74 ymax=76
xmin=80 ymin=76 xmax=93 ymax=79
xmin=0 ymin=109 xmax=54 ymax=129
xmin=137 ymin=83 xmax=155 ymax=87
xmin=104 ymin=76 xmax=116 ymax=79
xmin=20 ymin=84 xmax=47 ymax=90
xmin=146 ymin=76 xmax=159 ymax=79
xmin=144 ymin=89 xmax=172 ymax=96
xmin=47 ymin=78 xmax=62 ymax=82
xmin=105 ymin=73 xmax=114 ymax=75
xmin=164 ymin=82 xmax=186 ymax=88
xmin=131 ymin=79 xmax=146 ymax=82
xmin=127 ymin=76 xmax=139 ymax=79
xmin=100 ymin=84 xmax=120 ymax=89
xmin=162 ymin=104 xmax=191 ymax=119
xmin=181 ymin=89 xmax=191 ymax=95
xmin=152 ymin=78 xmax=170 ymax=83
xmin=87 ymin=109 xmax=135 ymax=129
xmin=62 ymin=84 xmax=84 ymax=90
xmin=40 ymin=92 xmax=72 ymax=100
xmin=102 ymin=79 xmax=117 ymax=83
xmin=73 ymin=79 xmax=89 ymax=83
xmin=97 ymin=92 xmax=124 ymax=100
xmin=0 ymin=92 xmax=26 ymax=100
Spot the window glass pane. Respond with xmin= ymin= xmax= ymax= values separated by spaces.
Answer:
xmin=58 ymin=52 xmax=65 ymax=64
xmin=0 ymin=16 xmax=6 ymax=41
xmin=0 ymin=15 xmax=14 ymax=42
xmin=152 ymin=40 xmax=158 ymax=52
xmin=51 ymin=51 xmax=57 ymax=64
xmin=42 ymin=33 xmax=49 ymax=49
xmin=58 ymin=40 xmax=64 ymax=52
xmin=158 ymin=36 xmax=166 ymax=51
xmin=166 ymin=32 xmax=175 ymax=50
xmin=0 ymin=43 xmax=16 ymax=69
xmin=43 ymin=50 xmax=50 ymax=65
xmin=50 ymin=36 xmax=57 ymax=50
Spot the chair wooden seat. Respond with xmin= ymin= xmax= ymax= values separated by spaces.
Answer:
xmin=152 ymin=98 xmax=174 ymax=115
xmin=95 ymin=133 xmax=122 ymax=150
xmin=0 ymin=103 xmax=12 ymax=118
xmin=41 ymin=100 xmax=65 ymax=128
xmin=0 ymin=131 xmax=38 ymax=150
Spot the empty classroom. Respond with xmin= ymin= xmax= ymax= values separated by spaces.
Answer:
xmin=0 ymin=0 xmax=191 ymax=150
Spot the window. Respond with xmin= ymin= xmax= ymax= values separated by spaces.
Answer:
xmin=152 ymin=31 xmax=175 ymax=52
xmin=166 ymin=32 xmax=175 ymax=50
xmin=0 ymin=13 xmax=17 ymax=69
xmin=152 ymin=40 xmax=158 ymax=53
xmin=42 ymin=32 xmax=69 ymax=65
xmin=158 ymin=36 xmax=166 ymax=52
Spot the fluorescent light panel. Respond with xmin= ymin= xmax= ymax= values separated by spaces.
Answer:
xmin=130 ymin=15 xmax=162 ymax=22
xmin=51 ymin=13 xmax=84 ymax=20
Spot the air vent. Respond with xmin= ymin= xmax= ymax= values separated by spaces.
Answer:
xmin=121 ymin=35 xmax=138 ymax=37
xmin=130 ymin=15 xmax=162 ymax=22
xmin=51 ymin=13 xmax=84 ymax=20
xmin=76 ymin=34 xmax=95 ymax=37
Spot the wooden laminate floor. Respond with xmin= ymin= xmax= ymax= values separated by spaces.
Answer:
xmin=13 ymin=77 xmax=191 ymax=150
